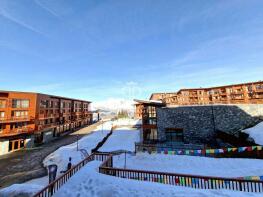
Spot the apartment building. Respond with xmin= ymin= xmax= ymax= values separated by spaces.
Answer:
xmin=151 ymin=81 xmax=263 ymax=106
xmin=0 ymin=91 xmax=92 ymax=155
xmin=134 ymin=81 xmax=263 ymax=149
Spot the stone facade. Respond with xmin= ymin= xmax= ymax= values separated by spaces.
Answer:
xmin=157 ymin=104 xmax=263 ymax=145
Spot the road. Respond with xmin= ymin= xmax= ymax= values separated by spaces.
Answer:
xmin=0 ymin=122 xmax=101 ymax=189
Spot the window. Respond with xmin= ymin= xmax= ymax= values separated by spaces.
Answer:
xmin=0 ymin=124 xmax=6 ymax=131
xmin=165 ymin=128 xmax=184 ymax=143
xmin=12 ymin=99 xmax=29 ymax=108
xmin=0 ymin=100 xmax=6 ymax=108
xmin=11 ymin=110 xmax=28 ymax=117
xmin=21 ymin=100 xmax=29 ymax=108
xmin=0 ymin=111 xmax=5 ymax=118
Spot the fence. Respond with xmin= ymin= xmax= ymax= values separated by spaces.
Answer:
xmin=135 ymin=143 xmax=263 ymax=158
xmin=99 ymin=155 xmax=263 ymax=193
xmin=33 ymin=153 xmax=110 ymax=197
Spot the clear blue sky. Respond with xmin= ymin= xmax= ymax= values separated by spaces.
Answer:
xmin=0 ymin=0 xmax=263 ymax=102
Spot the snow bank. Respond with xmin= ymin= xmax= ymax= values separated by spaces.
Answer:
xmin=0 ymin=183 xmax=42 ymax=197
xmin=114 ymin=153 xmax=263 ymax=178
xmin=43 ymin=121 xmax=113 ymax=176
xmin=99 ymin=128 xmax=140 ymax=152
xmin=243 ymin=121 xmax=263 ymax=145
xmin=0 ymin=121 xmax=114 ymax=196
xmin=54 ymin=161 xmax=261 ymax=197
xmin=112 ymin=118 xmax=141 ymax=126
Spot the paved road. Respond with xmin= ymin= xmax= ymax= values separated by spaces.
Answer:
xmin=0 ymin=122 xmax=101 ymax=189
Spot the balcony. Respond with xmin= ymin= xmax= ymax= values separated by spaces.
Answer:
xmin=38 ymin=114 xmax=57 ymax=119
xmin=0 ymin=127 xmax=34 ymax=137
xmin=37 ymin=123 xmax=58 ymax=131
xmin=0 ymin=116 xmax=33 ymax=123
xmin=255 ymin=89 xmax=263 ymax=93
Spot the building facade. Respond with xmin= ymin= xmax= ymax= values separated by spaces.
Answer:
xmin=135 ymin=81 xmax=263 ymax=150
xmin=0 ymin=91 xmax=92 ymax=155
xmin=150 ymin=81 xmax=263 ymax=106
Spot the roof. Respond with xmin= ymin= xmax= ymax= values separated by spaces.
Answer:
xmin=0 ymin=90 xmax=91 ymax=103
xmin=134 ymin=99 xmax=165 ymax=106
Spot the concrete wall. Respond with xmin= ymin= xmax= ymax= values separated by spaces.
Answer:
xmin=43 ymin=128 xmax=55 ymax=143
xmin=157 ymin=104 xmax=263 ymax=145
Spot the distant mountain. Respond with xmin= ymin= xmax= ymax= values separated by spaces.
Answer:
xmin=91 ymin=98 xmax=135 ymax=118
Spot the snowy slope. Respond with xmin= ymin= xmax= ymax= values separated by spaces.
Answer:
xmin=53 ymin=161 xmax=261 ymax=197
xmin=114 ymin=153 xmax=263 ymax=178
xmin=99 ymin=127 xmax=140 ymax=152
xmin=243 ymin=121 xmax=263 ymax=145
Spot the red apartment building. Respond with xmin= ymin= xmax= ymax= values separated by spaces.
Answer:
xmin=0 ymin=91 xmax=92 ymax=155
xmin=150 ymin=81 xmax=263 ymax=106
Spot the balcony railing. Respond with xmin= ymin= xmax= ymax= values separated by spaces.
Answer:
xmin=0 ymin=127 xmax=34 ymax=137
xmin=0 ymin=116 xmax=33 ymax=123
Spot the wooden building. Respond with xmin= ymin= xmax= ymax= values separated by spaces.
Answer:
xmin=151 ymin=81 xmax=263 ymax=106
xmin=134 ymin=99 xmax=164 ymax=143
xmin=0 ymin=91 xmax=92 ymax=155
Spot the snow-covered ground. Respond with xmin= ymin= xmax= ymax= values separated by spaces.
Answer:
xmin=99 ymin=127 xmax=140 ymax=152
xmin=0 ymin=121 xmax=114 ymax=197
xmin=114 ymin=153 xmax=263 ymax=178
xmin=53 ymin=161 xmax=261 ymax=197
xmin=0 ymin=119 xmax=141 ymax=197
xmin=113 ymin=118 xmax=141 ymax=126
xmin=2 ymin=119 xmax=263 ymax=197
xmin=243 ymin=121 xmax=263 ymax=145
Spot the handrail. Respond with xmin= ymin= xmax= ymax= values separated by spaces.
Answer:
xmin=99 ymin=155 xmax=263 ymax=192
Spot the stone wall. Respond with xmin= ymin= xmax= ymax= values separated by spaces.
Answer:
xmin=157 ymin=104 xmax=263 ymax=145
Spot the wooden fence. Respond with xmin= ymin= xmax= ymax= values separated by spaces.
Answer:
xmin=33 ymin=153 xmax=110 ymax=197
xmin=99 ymin=154 xmax=263 ymax=193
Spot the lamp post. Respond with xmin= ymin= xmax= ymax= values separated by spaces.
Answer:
xmin=76 ymin=134 xmax=79 ymax=151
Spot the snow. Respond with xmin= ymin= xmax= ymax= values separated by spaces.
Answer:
xmin=99 ymin=128 xmax=140 ymax=152
xmin=0 ymin=183 xmax=42 ymax=197
xmin=91 ymin=98 xmax=135 ymax=114
xmin=43 ymin=121 xmax=113 ymax=176
xmin=0 ymin=121 xmax=113 ymax=197
xmin=2 ymin=119 xmax=263 ymax=197
xmin=114 ymin=153 xmax=263 ymax=178
xmin=243 ymin=121 xmax=263 ymax=145
xmin=53 ymin=161 xmax=261 ymax=197
xmin=0 ymin=119 xmax=140 ymax=197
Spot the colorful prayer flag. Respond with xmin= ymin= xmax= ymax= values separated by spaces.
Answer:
xmin=257 ymin=146 xmax=262 ymax=151
xmin=247 ymin=147 xmax=252 ymax=151
xmin=218 ymin=149 xmax=224 ymax=153
xmin=232 ymin=148 xmax=237 ymax=152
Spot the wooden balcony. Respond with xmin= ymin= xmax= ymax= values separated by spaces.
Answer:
xmin=0 ymin=127 xmax=34 ymax=137
xmin=0 ymin=116 xmax=33 ymax=123
xmin=37 ymin=123 xmax=58 ymax=131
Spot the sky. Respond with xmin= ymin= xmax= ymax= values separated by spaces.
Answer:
xmin=0 ymin=0 xmax=263 ymax=102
